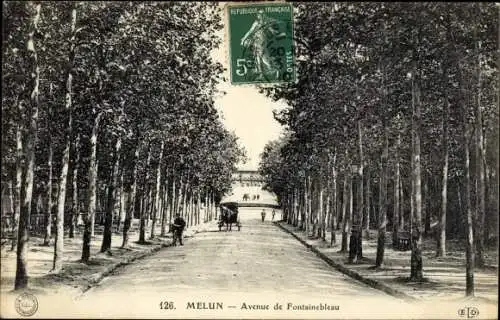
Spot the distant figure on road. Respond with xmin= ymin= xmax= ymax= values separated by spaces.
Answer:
xmin=261 ymin=209 xmax=266 ymax=222
xmin=172 ymin=213 xmax=186 ymax=246
xmin=272 ymin=209 xmax=275 ymax=221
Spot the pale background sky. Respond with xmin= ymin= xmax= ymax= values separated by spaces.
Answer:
xmin=213 ymin=3 xmax=287 ymax=171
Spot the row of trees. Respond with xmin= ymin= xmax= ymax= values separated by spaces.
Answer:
xmin=259 ymin=3 xmax=498 ymax=296
xmin=2 ymin=2 xmax=245 ymax=290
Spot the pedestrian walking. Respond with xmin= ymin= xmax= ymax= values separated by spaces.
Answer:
xmin=172 ymin=213 xmax=186 ymax=246
xmin=261 ymin=209 xmax=266 ymax=222
xmin=272 ymin=209 xmax=275 ymax=221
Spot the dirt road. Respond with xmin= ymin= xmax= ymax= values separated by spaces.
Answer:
xmin=75 ymin=210 xmax=404 ymax=318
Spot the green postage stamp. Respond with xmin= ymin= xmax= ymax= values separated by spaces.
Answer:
xmin=227 ymin=2 xmax=296 ymax=85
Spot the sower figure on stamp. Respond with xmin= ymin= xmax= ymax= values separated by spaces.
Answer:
xmin=172 ymin=213 xmax=186 ymax=246
xmin=240 ymin=9 xmax=285 ymax=80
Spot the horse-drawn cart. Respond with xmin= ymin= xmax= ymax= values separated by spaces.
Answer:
xmin=218 ymin=202 xmax=241 ymax=231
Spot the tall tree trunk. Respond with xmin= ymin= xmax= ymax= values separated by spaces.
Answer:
xmin=311 ymin=177 xmax=315 ymax=235
xmin=352 ymin=120 xmax=364 ymax=262
xmin=292 ymin=188 xmax=297 ymax=226
xmin=169 ymin=178 xmax=176 ymax=232
xmin=156 ymin=186 xmax=163 ymax=231
xmin=464 ymin=113 xmax=475 ymax=296
xmin=81 ymin=110 xmax=102 ymax=263
xmin=410 ymin=69 xmax=423 ymax=281
xmin=214 ymin=198 xmax=219 ymax=223
xmin=181 ymin=180 xmax=188 ymax=221
xmin=213 ymin=192 xmax=217 ymax=221
xmin=375 ymin=129 xmax=389 ymax=268
xmin=301 ymin=177 xmax=307 ymax=230
xmin=161 ymin=180 xmax=169 ymax=236
xmin=122 ymin=147 xmax=139 ymax=247
xmin=341 ymin=170 xmax=350 ymax=252
xmin=331 ymin=154 xmax=337 ymax=246
xmin=13 ymin=108 xmax=24 ymax=250
xmin=474 ymin=38 xmax=486 ymax=267
xmin=166 ymin=185 xmax=171 ymax=226
xmin=436 ymin=93 xmax=450 ymax=257
xmin=364 ymin=168 xmax=371 ymax=239
xmin=204 ymin=191 xmax=209 ymax=223
xmin=187 ymin=191 xmax=192 ymax=227
xmin=302 ymin=184 xmax=309 ymax=227
xmin=310 ymin=180 xmax=316 ymax=237
xmin=376 ymin=59 xmax=390 ymax=268
xmin=205 ymin=189 xmax=208 ymax=222
xmin=326 ymin=167 xmax=331 ymax=242
xmin=393 ymin=133 xmax=401 ymax=246
xmin=8 ymin=180 xmax=15 ymax=247
xmin=178 ymin=178 xmax=184 ymax=219
xmin=306 ymin=175 xmax=312 ymax=236
xmin=191 ymin=190 xmax=196 ymax=226
xmin=483 ymin=136 xmax=491 ymax=244
xmin=101 ymin=137 xmax=121 ymax=253
xmin=423 ymin=176 xmax=430 ymax=235
xmin=437 ymin=15 xmax=451 ymax=257
xmin=139 ymin=147 xmax=151 ymax=243
xmin=319 ymin=178 xmax=325 ymax=241
xmin=147 ymin=189 xmax=154 ymax=226
xmin=90 ymin=118 xmax=102 ymax=239
xmin=189 ymin=190 xmax=194 ymax=227
xmin=116 ymin=171 xmax=124 ymax=233
xmin=15 ymin=3 xmax=41 ymax=289
xmin=121 ymin=192 xmax=132 ymax=246
xmin=348 ymin=170 xmax=353 ymax=238
xmin=301 ymin=187 xmax=306 ymax=228
xmin=139 ymin=192 xmax=144 ymax=221
xmin=150 ymin=142 xmax=164 ymax=239
xmin=196 ymin=188 xmax=202 ymax=225
xmin=410 ymin=154 xmax=414 ymax=235
xmin=189 ymin=191 xmax=193 ymax=227
xmin=53 ymin=8 xmax=77 ymax=269
xmin=196 ymin=190 xmax=201 ymax=225
xmin=69 ymin=134 xmax=80 ymax=238
xmin=184 ymin=190 xmax=192 ymax=228
xmin=314 ymin=179 xmax=319 ymax=238
xmin=296 ymin=188 xmax=304 ymax=230
xmin=43 ymin=145 xmax=54 ymax=247
xmin=207 ymin=189 xmax=211 ymax=222
xmin=209 ymin=190 xmax=213 ymax=221
xmin=399 ymin=177 xmax=404 ymax=230
xmin=294 ymin=190 xmax=298 ymax=226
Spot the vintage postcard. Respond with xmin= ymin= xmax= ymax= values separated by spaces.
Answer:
xmin=1 ymin=1 xmax=498 ymax=319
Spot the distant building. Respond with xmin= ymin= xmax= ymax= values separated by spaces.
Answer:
xmin=232 ymin=170 xmax=264 ymax=188
xmin=221 ymin=170 xmax=278 ymax=208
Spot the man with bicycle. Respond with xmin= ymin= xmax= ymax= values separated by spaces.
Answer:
xmin=172 ymin=213 xmax=186 ymax=246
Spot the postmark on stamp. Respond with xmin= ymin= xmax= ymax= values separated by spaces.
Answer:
xmin=14 ymin=292 xmax=39 ymax=317
xmin=227 ymin=2 xmax=296 ymax=85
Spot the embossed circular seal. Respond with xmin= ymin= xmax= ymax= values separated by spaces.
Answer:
xmin=15 ymin=292 xmax=39 ymax=317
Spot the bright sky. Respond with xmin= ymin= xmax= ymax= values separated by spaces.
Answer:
xmin=215 ymin=83 xmax=286 ymax=171
xmin=213 ymin=4 xmax=287 ymax=171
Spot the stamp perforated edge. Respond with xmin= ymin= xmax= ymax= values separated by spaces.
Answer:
xmin=223 ymin=1 xmax=294 ymax=87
